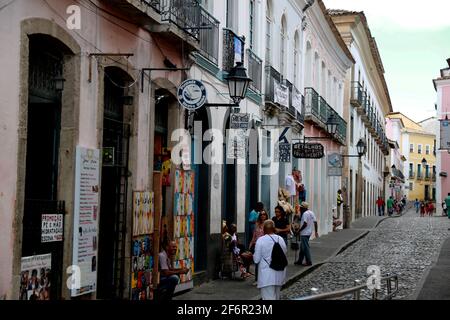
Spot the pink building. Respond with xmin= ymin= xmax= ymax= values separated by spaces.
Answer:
xmin=434 ymin=59 xmax=450 ymax=210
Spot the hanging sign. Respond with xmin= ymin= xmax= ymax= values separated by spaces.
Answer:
xmin=230 ymin=113 xmax=250 ymax=130
xmin=177 ymin=80 xmax=207 ymax=111
xmin=274 ymin=81 xmax=289 ymax=107
xmin=277 ymin=143 xmax=291 ymax=163
xmin=293 ymin=143 xmax=325 ymax=159
xmin=440 ymin=118 xmax=450 ymax=150
xmin=328 ymin=153 xmax=343 ymax=176
xmin=292 ymin=88 xmax=303 ymax=112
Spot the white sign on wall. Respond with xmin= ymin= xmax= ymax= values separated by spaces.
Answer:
xmin=292 ymin=88 xmax=303 ymax=112
xmin=72 ymin=147 xmax=100 ymax=297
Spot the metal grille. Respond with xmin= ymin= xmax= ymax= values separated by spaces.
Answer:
xmin=247 ymin=49 xmax=262 ymax=92
xmin=198 ymin=7 xmax=220 ymax=64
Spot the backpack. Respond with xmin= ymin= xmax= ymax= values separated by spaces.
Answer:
xmin=266 ymin=235 xmax=288 ymax=271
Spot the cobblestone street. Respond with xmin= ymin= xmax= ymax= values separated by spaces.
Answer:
xmin=282 ymin=210 xmax=450 ymax=300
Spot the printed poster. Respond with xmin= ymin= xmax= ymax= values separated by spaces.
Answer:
xmin=173 ymin=170 xmax=195 ymax=284
xmin=133 ymin=192 xmax=154 ymax=237
xmin=72 ymin=147 xmax=100 ymax=297
xmin=19 ymin=254 xmax=52 ymax=300
xmin=131 ymin=191 xmax=155 ymax=300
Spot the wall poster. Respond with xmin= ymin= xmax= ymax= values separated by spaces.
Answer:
xmin=72 ymin=147 xmax=100 ymax=297
xmin=19 ymin=254 xmax=52 ymax=300
xmin=173 ymin=169 xmax=195 ymax=291
xmin=131 ymin=191 xmax=155 ymax=300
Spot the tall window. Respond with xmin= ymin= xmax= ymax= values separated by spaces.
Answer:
xmin=305 ymin=42 xmax=312 ymax=87
xmin=426 ymin=145 xmax=430 ymax=155
xmin=350 ymin=115 xmax=354 ymax=145
xmin=418 ymin=144 xmax=422 ymax=154
xmin=226 ymin=0 xmax=237 ymax=30
xmin=410 ymin=144 xmax=414 ymax=153
xmin=417 ymin=164 xmax=422 ymax=177
xmin=409 ymin=163 xmax=414 ymax=177
xmin=249 ymin=0 xmax=256 ymax=50
xmin=265 ymin=0 xmax=272 ymax=65
xmin=280 ymin=16 xmax=287 ymax=77
xmin=293 ymin=32 xmax=299 ymax=87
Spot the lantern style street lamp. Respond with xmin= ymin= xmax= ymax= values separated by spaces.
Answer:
xmin=225 ymin=62 xmax=253 ymax=105
xmin=326 ymin=114 xmax=339 ymax=137
xmin=357 ymin=139 xmax=367 ymax=157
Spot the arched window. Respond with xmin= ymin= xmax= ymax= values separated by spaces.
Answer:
xmin=305 ymin=41 xmax=313 ymax=87
xmin=280 ymin=15 xmax=287 ymax=77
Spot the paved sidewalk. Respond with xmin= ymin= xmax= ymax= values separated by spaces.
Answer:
xmin=174 ymin=215 xmax=389 ymax=300
xmin=415 ymin=236 xmax=450 ymax=300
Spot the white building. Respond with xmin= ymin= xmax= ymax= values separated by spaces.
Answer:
xmin=330 ymin=10 xmax=392 ymax=221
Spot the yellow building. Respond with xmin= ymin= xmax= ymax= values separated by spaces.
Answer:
xmin=386 ymin=113 xmax=436 ymax=202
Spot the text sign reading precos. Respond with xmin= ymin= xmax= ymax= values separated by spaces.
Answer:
xmin=293 ymin=143 xmax=325 ymax=159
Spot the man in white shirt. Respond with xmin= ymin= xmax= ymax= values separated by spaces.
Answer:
xmin=253 ymin=220 xmax=287 ymax=300
xmin=294 ymin=202 xmax=318 ymax=267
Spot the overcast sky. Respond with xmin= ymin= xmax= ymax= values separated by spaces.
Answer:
xmin=323 ymin=0 xmax=450 ymax=122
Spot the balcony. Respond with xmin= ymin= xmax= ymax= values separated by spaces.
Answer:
xmin=304 ymin=87 xmax=320 ymax=123
xmin=304 ymin=88 xmax=346 ymax=145
xmin=425 ymin=174 xmax=431 ymax=181
xmin=361 ymin=97 xmax=370 ymax=124
xmin=264 ymin=65 xmax=284 ymax=114
xmin=351 ymin=82 xmax=365 ymax=109
xmin=417 ymin=172 xmax=423 ymax=180
xmin=247 ymin=49 xmax=263 ymax=92
xmin=409 ymin=171 xmax=415 ymax=179
xmin=223 ymin=29 xmax=245 ymax=73
xmin=293 ymin=87 xmax=305 ymax=128
xmin=197 ymin=9 xmax=220 ymax=65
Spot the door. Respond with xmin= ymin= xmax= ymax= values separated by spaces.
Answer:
xmin=97 ymin=68 xmax=130 ymax=299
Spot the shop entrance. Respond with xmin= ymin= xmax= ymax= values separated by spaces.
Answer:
xmin=21 ymin=35 xmax=68 ymax=300
xmin=192 ymin=107 xmax=210 ymax=272
xmin=97 ymin=67 xmax=132 ymax=299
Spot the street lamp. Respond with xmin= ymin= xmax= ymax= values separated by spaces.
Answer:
xmin=225 ymin=62 xmax=253 ymax=105
xmin=326 ymin=114 xmax=339 ymax=137
xmin=356 ymin=139 xmax=367 ymax=158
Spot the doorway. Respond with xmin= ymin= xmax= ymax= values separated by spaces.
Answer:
xmin=22 ymin=35 xmax=67 ymax=300
xmin=97 ymin=67 xmax=132 ymax=299
xmin=191 ymin=107 xmax=210 ymax=272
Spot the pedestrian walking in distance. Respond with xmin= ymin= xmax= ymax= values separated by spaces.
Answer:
xmin=415 ymin=199 xmax=420 ymax=214
xmin=253 ymin=220 xmax=287 ymax=300
xmin=294 ymin=202 xmax=318 ymax=267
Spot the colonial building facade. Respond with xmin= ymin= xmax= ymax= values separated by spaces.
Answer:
xmin=329 ymin=10 xmax=391 ymax=223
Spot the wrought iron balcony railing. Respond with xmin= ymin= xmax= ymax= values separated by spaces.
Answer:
xmin=223 ymin=28 xmax=245 ymax=73
xmin=142 ymin=0 xmax=161 ymax=12
xmin=319 ymin=96 xmax=328 ymax=124
xmin=285 ymin=80 xmax=296 ymax=117
xmin=247 ymin=49 xmax=263 ymax=92
xmin=265 ymin=65 xmax=282 ymax=105
xmin=197 ymin=8 xmax=220 ymax=65
xmin=351 ymin=82 xmax=365 ymax=108
xmin=293 ymin=87 xmax=305 ymax=126
xmin=304 ymin=87 xmax=320 ymax=119
xmin=161 ymin=0 xmax=203 ymax=40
